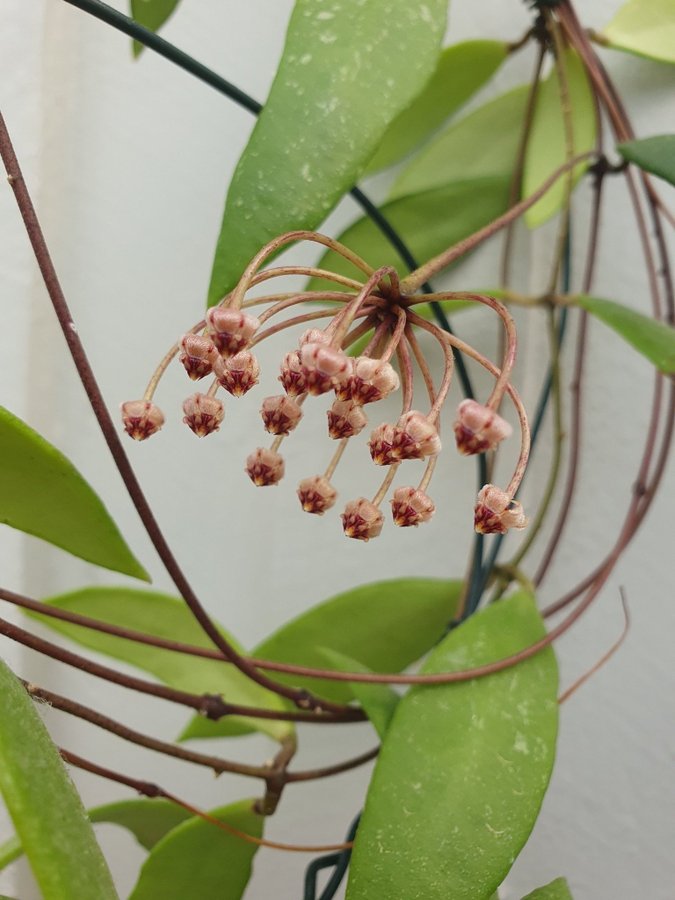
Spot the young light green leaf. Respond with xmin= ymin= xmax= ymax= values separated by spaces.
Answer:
xmin=601 ymin=0 xmax=675 ymax=64
xmin=618 ymin=134 xmax=675 ymax=186
xmin=130 ymin=0 xmax=181 ymax=56
xmin=523 ymin=49 xmax=596 ymax=227
xmin=128 ymin=799 xmax=263 ymax=900
xmin=346 ymin=592 xmax=559 ymax=900
xmin=365 ymin=40 xmax=509 ymax=175
xmin=522 ymin=877 xmax=573 ymax=899
xmin=29 ymin=587 xmax=293 ymax=742
xmin=575 ymin=295 xmax=675 ymax=373
xmin=207 ymin=0 xmax=447 ymax=305
xmin=0 ymin=407 xmax=148 ymax=581
xmin=253 ymin=578 xmax=461 ymax=703
xmin=318 ymin=648 xmax=400 ymax=739
xmin=0 ymin=659 xmax=118 ymax=900
xmin=0 ymin=837 xmax=21 ymax=872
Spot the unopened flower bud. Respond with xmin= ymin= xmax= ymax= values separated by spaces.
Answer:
xmin=368 ymin=422 xmax=398 ymax=465
xmin=337 ymin=357 xmax=400 ymax=405
xmin=279 ymin=351 xmax=308 ymax=396
xmin=474 ymin=484 xmax=528 ymax=534
xmin=297 ymin=475 xmax=337 ymax=515
xmin=178 ymin=334 xmax=219 ymax=381
xmin=392 ymin=411 xmax=441 ymax=460
xmin=121 ymin=400 xmax=164 ymax=441
xmin=245 ymin=448 xmax=285 ymax=486
xmin=214 ymin=351 xmax=260 ymax=396
xmin=300 ymin=342 xmax=350 ymax=382
xmin=391 ymin=487 xmax=435 ymax=527
xmin=327 ymin=399 xmax=367 ymax=439
xmin=299 ymin=328 xmax=331 ymax=347
xmin=261 ymin=395 xmax=303 ymax=435
xmin=182 ymin=393 xmax=224 ymax=437
xmin=341 ymin=498 xmax=384 ymax=541
xmin=206 ymin=308 xmax=260 ymax=356
xmin=454 ymin=399 xmax=512 ymax=455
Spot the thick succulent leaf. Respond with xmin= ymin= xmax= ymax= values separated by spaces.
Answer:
xmin=601 ymin=0 xmax=675 ymax=64
xmin=0 ymin=659 xmax=118 ymax=900
xmin=252 ymin=578 xmax=461 ymax=703
xmin=130 ymin=0 xmax=181 ymax=56
xmin=207 ymin=0 xmax=447 ymax=304
xmin=307 ymin=177 xmax=511 ymax=292
xmin=346 ymin=592 xmax=559 ymax=900
xmin=575 ymin=295 xmax=675 ymax=373
xmin=365 ymin=40 xmax=509 ymax=175
xmin=318 ymin=648 xmax=399 ymax=739
xmin=522 ymin=877 xmax=573 ymax=899
xmin=29 ymin=587 xmax=293 ymax=742
xmin=523 ymin=49 xmax=596 ymax=227
xmin=128 ymin=799 xmax=263 ymax=900
xmin=618 ymin=134 xmax=675 ymax=186
xmin=0 ymin=407 xmax=148 ymax=580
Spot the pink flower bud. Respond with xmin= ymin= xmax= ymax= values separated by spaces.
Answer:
xmin=299 ymin=328 xmax=331 ymax=347
xmin=279 ymin=351 xmax=308 ymax=397
xmin=368 ymin=422 xmax=398 ymax=465
xmin=245 ymin=448 xmax=285 ymax=486
xmin=327 ymin=399 xmax=367 ymax=439
xmin=391 ymin=487 xmax=436 ymax=527
xmin=178 ymin=334 xmax=219 ymax=381
xmin=121 ymin=400 xmax=164 ymax=441
xmin=214 ymin=351 xmax=260 ymax=396
xmin=341 ymin=498 xmax=384 ymax=541
xmin=261 ymin=395 xmax=303 ymax=435
xmin=392 ymin=411 xmax=441 ymax=460
xmin=454 ymin=399 xmax=513 ymax=455
xmin=474 ymin=484 xmax=528 ymax=534
xmin=297 ymin=475 xmax=337 ymax=515
xmin=182 ymin=393 xmax=224 ymax=437
xmin=337 ymin=357 xmax=400 ymax=405
xmin=300 ymin=342 xmax=350 ymax=383
xmin=206 ymin=308 xmax=260 ymax=356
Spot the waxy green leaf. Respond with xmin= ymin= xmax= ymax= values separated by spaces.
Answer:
xmin=618 ymin=134 xmax=675 ymax=186
xmin=365 ymin=40 xmax=509 ymax=175
xmin=575 ymin=295 xmax=675 ymax=373
xmin=0 ymin=407 xmax=147 ymax=580
xmin=30 ymin=587 xmax=293 ymax=742
xmin=207 ymin=0 xmax=447 ymax=304
xmin=602 ymin=0 xmax=675 ymax=64
xmin=0 ymin=659 xmax=118 ymax=900
xmin=523 ymin=49 xmax=596 ymax=227
xmin=129 ymin=799 xmax=263 ymax=900
xmin=130 ymin=0 xmax=181 ymax=55
xmin=347 ymin=592 xmax=559 ymax=900
xmin=522 ymin=877 xmax=574 ymax=899
xmin=318 ymin=648 xmax=400 ymax=739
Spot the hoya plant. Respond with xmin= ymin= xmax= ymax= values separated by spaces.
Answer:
xmin=0 ymin=0 xmax=673 ymax=897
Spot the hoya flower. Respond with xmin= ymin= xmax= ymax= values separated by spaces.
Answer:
xmin=327 ymin=399 xmax=367 ymax=439
xmin=206 ymin=308 xmax=260 ymax=356
xmin=245 ymin=448 xmax=285 ymax=486
xmin=261 ymin=395 xmax=303 ymax=435
xmin=182 ymin=394 xmax=224 ymax=437
xmin=474 ymin=484 xmax=528 ymax=534
xmin=391 ymin=486 xmax=435 ymax=527
xmin=178 ymin=334 xmax=219 ymax=381
xmin=214 ymin=351 xmax=260 ymax=397
xmin=337 ymin=357 xmax=399 ymax=405
xmin=454 ymin=399 xmax=512 ymax=455
xmin=341 ymin=498 xmax=384 ymax=541
xmin=121 ymin=400 xmax=164 ymax=441
xmin=297 ymin=475 xmax=337 ymax=515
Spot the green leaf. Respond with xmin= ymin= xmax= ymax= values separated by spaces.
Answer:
xmin=0 ymin=836 xmax=21 ymax=872
xmin=523 ymin=49 xmax=596 ymax=227
xmin=130 ymin=0 xmax=181 ymax=56
xmin=207 ymin=0 xmax=447 ymax=305
xmin=602 ymin=0 xmax=675 ymax=64
xmin=575 ymin=295 xmax=675 ymax=373
xmin=346 ymin=592 xmax=559 ymax=900
xmin=318 ymin=648 xmax=399 ymax=740
xmin=0 ymin=407 xmax=148 ymax=580
xmin=522 ymin=877 xmax=574 ymax=899
xmin=253 ymin=578 xmax=461 ymax=703
xmin=0 ymin=659 xmax=118 ymax=900
xmin=364 ymin=40 xmax=509 ymax=175
xmin=128 ymin=799 xmax=263 ymax=900
xmin=29 ymin=587 xmax=293 ymax=742
xmin=618 ymin=134 xmax=675 ymax=186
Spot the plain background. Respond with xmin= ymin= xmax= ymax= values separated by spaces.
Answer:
xmin=0 ymin=1 xmax=673 ymax=897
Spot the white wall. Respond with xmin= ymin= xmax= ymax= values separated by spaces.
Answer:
xmin=0 ymin=1 xmax=673 ymax=897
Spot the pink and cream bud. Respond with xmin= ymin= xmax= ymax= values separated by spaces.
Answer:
xmin=279 ymin=351 xmax=308 ymax=397
xmin=245 ymin=448 xmax=285 ymax=486
xmin=299 ymin=343 xmax=350 ymax=395
xmin=182 ymin=393 xmax=224 ymax=437
xmin=178 ymin=334 xmax=219 ymax=381
xmin=327 ymin=399 xmax=367 ymax=439
xmin=392 ymin=411 xmax=441 ymax=460
xmin=121 ymin=400 xmax=165 ymax=441
xmin=206 ymin=308 xmax=260 ymax=357
xmin=474 ymin=484 xmax=528 ymax=534
xmin=261 ymin=395 xmax=303 ymax=435
xmin=341 ymin=498 xmax=384 ymax=541
xmin=297 ymin=475 xmax=337 ymax=515
xmin=368 ymin=422 xmax=398 ymax=465
xmin=215 ymin=351 xmax=260 ymax=396
xmin=337 ymin=357 xmax=400 ymax=405
xmin=391 ymin=487 xmax=435 ymax=527
xmin=454 ymin=399 xmax=512 ymax=455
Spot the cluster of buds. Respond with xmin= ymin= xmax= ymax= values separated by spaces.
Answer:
xmin=122 ymin=231 xmax=530 ymax=540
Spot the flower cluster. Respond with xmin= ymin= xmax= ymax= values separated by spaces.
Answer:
xmin=122 ymin=232 xmax=530 ymax=540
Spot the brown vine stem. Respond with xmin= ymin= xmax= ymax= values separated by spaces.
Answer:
xmin=0 ymin=110 xmax=342 ymax=716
